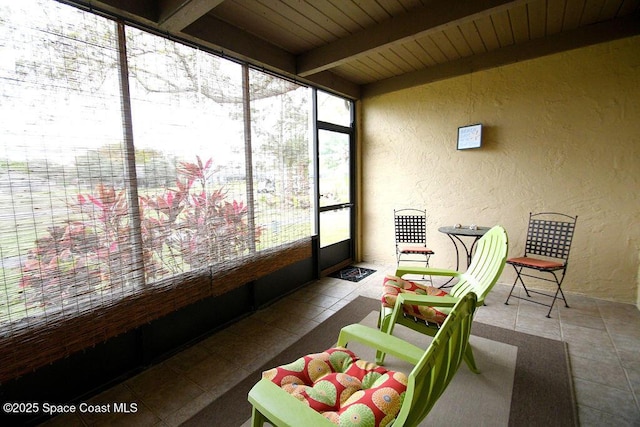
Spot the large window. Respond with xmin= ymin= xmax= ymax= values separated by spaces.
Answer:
xmin=1 ymin=1 xmax=127 ymax=328
xmin=0 ymin=0 xmax=315 ymax=381
xmin=126 ymin=27 xmax=250 ymax=282
xmin=249 ymin=68 xmax=313 ymax=249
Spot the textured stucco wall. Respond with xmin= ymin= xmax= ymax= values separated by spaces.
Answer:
xmin=360 ymin=36 xmax=640 ymax=304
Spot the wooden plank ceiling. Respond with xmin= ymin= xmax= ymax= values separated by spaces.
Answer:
xmin=84 ymin=0 xmax=639 ymax=98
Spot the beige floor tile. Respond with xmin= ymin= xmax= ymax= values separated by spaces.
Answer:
xmin=574 ymin=378 xmax=640 ymax=423
xmin=566 ymin=338 xmax=620 ymax=364
xmin=164 ymin=343 xmax=212 ymax=374
xmin=611 ymin=332 xmax=640 ymax=353
xmin=136 ymin=374 xmax=204 ymax=421
xmin=560 ymin=308 xmax=608 ymax=331
xmin=51 ymin=382 xmax=159 ymax=426
xmin=561 ymin=322 xmax=613 ymax=346
xmin=161 ymin=390 xmax=217 ymax=426
xmin=605 ymin=317 xmax=640 ymax=339
xmin=516 ymin=322 xmax=562 ymax=340
xmin=598 ymin=300 xmax=640 ymax=319
xmin=305 ymin=293 xmax=343 ymax=309
xmin=515 ymin=310 xmax=562 ymax=340
xmin=571 ymin=354 xmax=631 ymax=391
xmin=625 ymin=367 xmax=640 ymax=400
xmin=243 ymin=324 xmax=297 ymax=351
xmin=181 ymin=353 xmax=241 ymax=391
xmin=618 ymin=349 xmax=640 ymax=371
xmin=578 ymin=405 xmax=638 ymax=427
xmin=38 ymin=412 xmax=86 ymax=427
xmin=86 ymin=403 xmax=161 ymax=427
xmin=308 ymin=307 xmax=339 ymax=323
xmin=125 ymin=363 xmax=181 ymax=399
xmin=267 ymin=313 xmax=320 ymax=335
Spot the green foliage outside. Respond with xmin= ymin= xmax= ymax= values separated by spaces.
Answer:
xmin=0 ymin=155 xmax=313 ymax=325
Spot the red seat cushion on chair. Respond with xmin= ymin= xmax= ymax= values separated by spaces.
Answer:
xmin=381 ymin=275 xmax=448 ymax=324
xmin=262 ymin=347 xmax=407 ymax=427
xmin=507 ymin=257 xmax=564 ymax=270
xmin=400 ymin=245 xmax=434 ymax=255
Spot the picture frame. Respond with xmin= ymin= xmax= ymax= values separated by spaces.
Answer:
xmin=457 ymin=123 xmax=482 ymax=150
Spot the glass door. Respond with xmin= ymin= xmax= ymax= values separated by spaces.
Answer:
xmin=315 ymin=90 xmax=354 ymax=273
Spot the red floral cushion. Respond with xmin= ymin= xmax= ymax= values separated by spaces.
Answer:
xmin=262 ymin=347 xmax=407 ymax=427
xmin=381 ymin=275 xmax=449 ymax=324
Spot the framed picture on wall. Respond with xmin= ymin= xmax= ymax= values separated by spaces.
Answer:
xmin=457 ymin=123 xmax=482 ymax=150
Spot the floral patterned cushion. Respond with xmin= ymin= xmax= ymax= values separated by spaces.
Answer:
xmin=262 ymin=347 xmax=407 ymax=427
xmin=381 ymin=275 xmax=449 ymax=324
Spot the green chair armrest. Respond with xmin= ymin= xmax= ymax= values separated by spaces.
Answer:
xmin=395 ymin=293 xmax=460 ymax=308
xmin=395 ymin=265 xmax=461 ymax=278
xmin=337 ymin=323 xmax=424 ymax=365
xmin=248 ymin=378 xmax=333 ymax=426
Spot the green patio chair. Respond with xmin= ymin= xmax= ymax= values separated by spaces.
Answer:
xmin=247 ymin=293 xmax=478 ymax=427
xmin=379 ymin=225 xmax=508 ymax=373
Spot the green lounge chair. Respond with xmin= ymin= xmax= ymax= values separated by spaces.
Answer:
xmin=248 ymin=292 xmax=478 ymax=427
xmin=379 ymin=225 xmax=508 ymax=373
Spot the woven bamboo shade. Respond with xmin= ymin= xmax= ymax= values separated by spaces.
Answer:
xmin=0 ymin=1 xmax=316 ymax=383
xmin=0 ymin=239 xmax=311 ymax=382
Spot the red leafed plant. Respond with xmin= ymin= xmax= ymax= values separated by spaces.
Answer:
xmin=20 ymin=157 xmax=258 ymax=308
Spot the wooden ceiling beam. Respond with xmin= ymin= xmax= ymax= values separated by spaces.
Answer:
xmin=181 ymin=14 xmax=361 ymax=99
xmin=296 ymin=0 xmax=530 ymax=77
xmin=157 ymin=0 xmax=225 ymax=32
xmin=363 ymin=12 xmax=640 ymax=97
xmin=304 ymin=71 xmax=361 ymax=100
xmin=84 ymin=0 xmax=157 ymax=22
xmin=182 ymin=13 xmax=296 ymax=73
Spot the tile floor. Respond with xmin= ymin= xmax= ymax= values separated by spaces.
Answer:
xmin=41 ymin=263 xmax=640 ymax=426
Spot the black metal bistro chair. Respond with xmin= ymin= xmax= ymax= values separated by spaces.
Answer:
xmin=505 ymin=212 xmax=578 ymax=317
xmin=394 ymin=209 xmax=435 ymax=275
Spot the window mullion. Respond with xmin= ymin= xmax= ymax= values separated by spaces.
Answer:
xmin=116 ymin=21 xmax=145 ymax=288
xmin=242 ymin=65 xmax=257 ymax=253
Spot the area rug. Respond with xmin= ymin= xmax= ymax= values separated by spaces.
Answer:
xmin=184 ymin=296 xmax=577 ymax=427
xmin=329 ymin=266 xmax=376 ymax=282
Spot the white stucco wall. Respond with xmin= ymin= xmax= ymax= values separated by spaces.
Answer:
xmin=360 ymin=36 xmax=640 ymax=304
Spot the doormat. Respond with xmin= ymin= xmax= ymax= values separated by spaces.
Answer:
xmin=329 ymin=266 xmax=376 ymax=282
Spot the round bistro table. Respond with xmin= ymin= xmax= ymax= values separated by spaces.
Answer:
xmin=438 ymin=225 xmax=491 ymax=271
